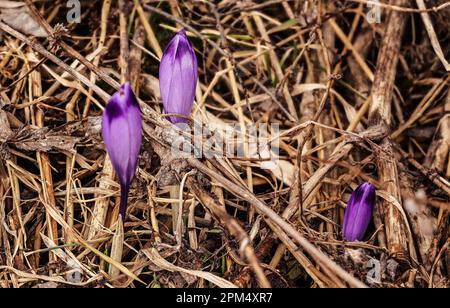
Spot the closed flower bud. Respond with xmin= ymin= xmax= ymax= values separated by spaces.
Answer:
xmin=342 ymin=182 xmax=376 ymax=242
xmin=102 ymin=83 xmax=142 ymax=219
xmin=159 ymin=28 xmax=198 ymax=124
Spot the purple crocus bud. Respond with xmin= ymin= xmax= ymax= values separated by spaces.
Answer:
xmin=159 ymin=28 xmax=198 ymax=124
xmin=102 ymin=83 xmax=142 ymax=219
xmin=342 ymin=182 xmax=376 ymax=242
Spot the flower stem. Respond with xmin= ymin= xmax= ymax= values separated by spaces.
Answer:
xmin=120 ymin=183 xmax=129 ymax=220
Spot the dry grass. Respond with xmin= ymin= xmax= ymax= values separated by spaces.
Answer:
xmin=0 ymin=0 xmax=449 ymax=288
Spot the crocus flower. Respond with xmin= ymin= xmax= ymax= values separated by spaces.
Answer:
xmin=342 ymin=182 xmax=376 ymax=242
xmin=159 ymin=28 xmax=198 ymax=124
xmin=102 ymin=83 xmax=142 ymax=219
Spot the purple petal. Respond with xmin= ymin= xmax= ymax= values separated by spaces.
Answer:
xmin=342 ymin=182 xmax=376 ymax=242
xmin=159 ymin=28 xmax=198 ymax=124
xmin=122 ymin=84 xmax=142 ymax=182
xmin=102 ymin=83 xmax=142 ymax=218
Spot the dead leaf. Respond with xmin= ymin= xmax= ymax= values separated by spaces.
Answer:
xmin=0 ymin=3 xmax=46 ymax=37
xmin=12 ymin=127 xmax=80 ymax=153
xmin=6 ymin=117 xmax=102 ymax=153
xmin=0 ymin=110 xmax=12 ymax=141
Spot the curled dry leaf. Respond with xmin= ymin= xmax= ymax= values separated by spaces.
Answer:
xmin=11 ymin=127 xmax=80 ymax=153
xmin=4 ymin=116 xmax=102 ymax=153
xmin=0 ymin=110 xmax=12 ymax=141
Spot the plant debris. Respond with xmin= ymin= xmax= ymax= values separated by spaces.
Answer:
xmin=0 ymin=0 xmax=449 ymax=289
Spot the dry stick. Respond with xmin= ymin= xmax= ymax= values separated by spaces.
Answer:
xmin=147 ymin=127 xmax=271 ymax=288
xmin=392 ymin=75 xmax=450 ymax=139
xmin=317 ymin=4 xmax=339 ymax=253
xmin=275 ymin=143 xmax=352 ymax=252
xmin=119 ymin=0 xmax=130 ymax=84
xmin=339 ymin=4 xmax=373 ymax=113
xmin=424 ymin=90 xmax=450 ymax=241
xmin=295 ymin=80 xmax=333 ymax=218
xmin=89 ymin=165 xmax=115 ymax=241
xmin=0 ymin=22 xmax=110 ymax=102
xmin=429 ymin=237 xmax=450 ymax=287
xmin=24 ymin=0 xmax=120 ymax=90
xmin=368 ymin=0 xmax=410 ymax=260
xmin=291 ymin=62 xmax=318 ymax=227
xmin=278 ymin=7 xmax=318 ymax=273
xmin=42 ymin=47 xmax=103 ymax=98
xmin=109 ymin=218 xmax=124 ymax=279
xmin=398 ymin=164 xmax=434 ymax=267
xmin=82 ymin=0 xmax=111 ymax=118
xmin=167 ymin=0 xmax=181 ymax=18
xmin=174 ymin=171 xmax=194 ymax=248
xmin=428 ymin=205 xmax=450 ymax=286
xmin=129 ymin=19 xmax=145 ymax=91
xmin=186 ymin=177 xmax=271 ymax=288
xmin=5 ymin=154 xmax=26 ymax=278
xmin=415 ymin=0 xmax=450 ymax=71
xmin=253 ymin=14 xmax=298 ymax=120
xmin=187 ymin=197 xmax=198 ymax=250
xmin=193 ymin=3 xmax=255 ymax=244
xmin=233 ymin=211 xmax=269 ymax=287
xmin=133 ymin=0 xmax=163 ymax=59
xmin=266 ymin=220 xmax=337 ymax=288
xmin=346 ymin=28 xmax=373 ymax=108
xmin=0 ymin=58 xmax=46 ymax=92
xmin=262 ymin=181 xmax=343 ymax=286
xmin=290 ymin=22 xmax=333 ymax=217
xmin=2 ymin=52 xmax=27 ymax=274
xmin=270 ymin=6 xmax=331 ymax=280
xmin=395 ymin=146 xmax=450 ymax=197
xmin=31 ymin=59 xmax=59 ymax=267
xmin=328 ymin=19 xmax=374 ymax=82
xmin=332 ymin=2 xmax=365 ymax=76
xmin=347 ymin=0 xmax=450 ymax=13
xmin=64 ymin=90 xmax=81 ymax=245
xmin=277 ymin=1 xmax=314 ymax=92
xmin=0 ymin=41 xmax=16 ymax=70
xmin=38 ymin=192 xmax=143 ymax=283
xmin=210 ymin=5 xmax=255 ymax=223
xmin=2 ymin=162 xmax=20 ymax=287
xmin=148 ymin=184 xmax=161 ymax=244
xmin=188 ymin=158 xmax=367 ymax=288
xmin=168 ymin=181 xmax=180 ymax=233
xmin=13 ymin=55 xmax=31 ymax=123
